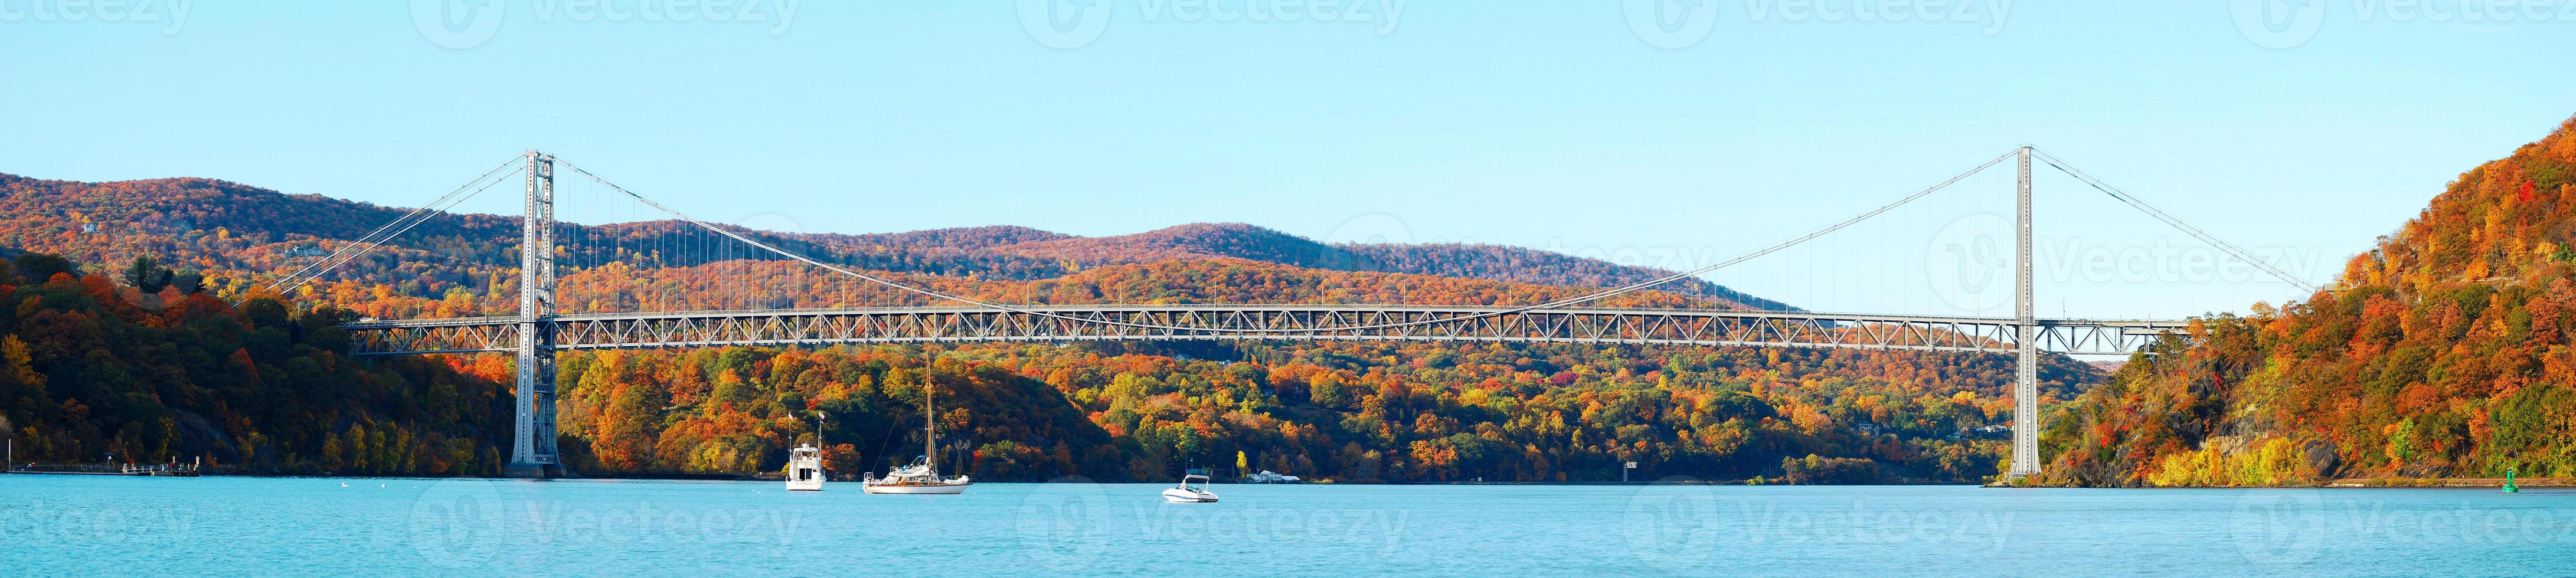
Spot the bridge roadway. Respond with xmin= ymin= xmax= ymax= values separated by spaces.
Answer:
xmin=342 ymin=304 xmax=2188 ymax=357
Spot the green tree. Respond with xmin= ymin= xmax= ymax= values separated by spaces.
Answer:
xmin=122 ymin=255 xmax=170 ymax=293
xmin=12 ymin=253 xmax=73 ymax=283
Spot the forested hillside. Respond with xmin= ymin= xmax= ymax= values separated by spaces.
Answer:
xmin=531 ymin=339 xmax=2090 ymax=483
xmin=0 ymin=251 xmax=2093 ymax=481
xmin=0 ymin=253 xmax=509 ymax=475
xmin=2037 ymin=116 xmax=2576 ymax=486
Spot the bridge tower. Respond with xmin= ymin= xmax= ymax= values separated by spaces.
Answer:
xmin=503 ymin=151 xmax=561 ymax=478
xmin=2009 ymin=146 xmax=2041 ymax=480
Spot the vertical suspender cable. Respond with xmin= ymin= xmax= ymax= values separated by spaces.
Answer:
xmin=553 ymin=150 xmax=2015 ymax=333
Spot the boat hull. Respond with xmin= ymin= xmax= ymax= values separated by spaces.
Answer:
xmin=1161 ymin=488 xmax=1218 ymax=503
xmin=864 ymin=482 xmax=970 ymax=495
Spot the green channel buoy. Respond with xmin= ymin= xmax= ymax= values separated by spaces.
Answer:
xmin=2503 ymin=468 xmax=2518 ymax=494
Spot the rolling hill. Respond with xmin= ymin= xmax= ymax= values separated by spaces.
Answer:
xmin=0 ymin=173 xmax=1785 ymax=310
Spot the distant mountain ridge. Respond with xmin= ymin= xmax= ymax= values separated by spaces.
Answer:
xmin=0 ymin=173 xmax=1790 ymax=310
xmin=890 ymin=222 xmax=1795 ymax=310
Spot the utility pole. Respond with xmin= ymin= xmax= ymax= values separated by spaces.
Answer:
xmin=2009 ymin=146 xmax=2041 ymax=481
xmin=504 ymin=151 xmax=561 ymax=478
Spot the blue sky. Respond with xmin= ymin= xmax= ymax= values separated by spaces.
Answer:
xmin=4 ymin=1 xmax=2572 ymax=320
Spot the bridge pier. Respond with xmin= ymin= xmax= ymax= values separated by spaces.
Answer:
xmin=504 ymin=151 xmax=561 ymax=478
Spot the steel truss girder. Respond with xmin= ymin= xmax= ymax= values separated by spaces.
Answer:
xmin=346 ymin=306 xmax=2186 ymax=356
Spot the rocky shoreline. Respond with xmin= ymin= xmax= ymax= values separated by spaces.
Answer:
xmin=2322 ymin=477 xmax=2571 ymax=488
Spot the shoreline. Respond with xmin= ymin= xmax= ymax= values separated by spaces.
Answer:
xmin=22 ymin=470 xmax=2565 ymax=488
xmin=2000 ymin=477 xmax=2573 ymax=489
xmin=2323 ymin=477 xmax=2571 ymax=488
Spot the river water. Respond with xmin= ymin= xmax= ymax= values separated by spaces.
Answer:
xmin=2 ymin=475 xmax=2570 ymax=576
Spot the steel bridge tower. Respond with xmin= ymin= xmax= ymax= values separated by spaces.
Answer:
xmin=503 ymin=151 xmax=561 ymax=478
xmin=2009 ymin=146 xmax=2041 ymax=481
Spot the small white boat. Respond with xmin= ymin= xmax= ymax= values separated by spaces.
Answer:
xmin=863 ymin=383 xmax=971 ymax=495
xmin=1243 ymin=469 xmax=1301 ymax=483
xmin=785 ymin=444 xmax=825 ymax=491
xmin=1162 ymin=469 xmax=1218 ymax=503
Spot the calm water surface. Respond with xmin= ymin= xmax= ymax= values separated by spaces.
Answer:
xmin=3 ymin=475 xmax=2571 ymax=576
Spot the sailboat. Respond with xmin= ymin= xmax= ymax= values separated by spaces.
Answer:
xmin=863 ymin=383 xmax=971 ymax=494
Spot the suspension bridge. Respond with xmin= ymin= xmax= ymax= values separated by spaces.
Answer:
xmin=295 ymin=148 xmax=2309 ymax=479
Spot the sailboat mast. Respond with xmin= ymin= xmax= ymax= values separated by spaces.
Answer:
xmin=924 ymin=382 xmax=937 ymax=474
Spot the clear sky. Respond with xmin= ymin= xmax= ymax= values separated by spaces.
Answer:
xmin=4 ymin=1 xmax=2572 ymax=320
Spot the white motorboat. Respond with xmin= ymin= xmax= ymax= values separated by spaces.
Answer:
xmin=1243 ymin=469 xmax=1301 ymax=483
xmin=1161 ymin=469 xmax=1218 ymax=503
xmin=785 ymin=444 xmax=825 ymax=491
xmin=863 ymin=384 xmax=971 ymax=495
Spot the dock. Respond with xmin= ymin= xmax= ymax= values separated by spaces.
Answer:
xmin=7 ymin=462 xmax=202 ymax=477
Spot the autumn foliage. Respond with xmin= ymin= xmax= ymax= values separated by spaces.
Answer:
xmin=2038 ymin=115 xmax=2576 ymax=486
xmin=0 ymin=163 xmax=2112 ymax=482
xmin=0 ymin=254 xmax=507 ymax=475
xmin=533 ymin=339 xmax=2090 ymax=482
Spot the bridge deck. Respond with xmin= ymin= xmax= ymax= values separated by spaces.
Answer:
xmin=344 ymin=305 xmax=2190 ymax=356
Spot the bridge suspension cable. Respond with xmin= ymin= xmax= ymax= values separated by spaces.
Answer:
xmin=2030 ymin=148 xmax=2320 ymax=294
xmin=550 ymin=148 xmax=2019 ymax=334
xmin=267 ymin=156 xmax=528 ymax=295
